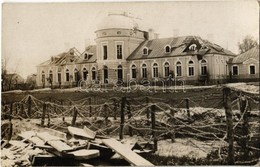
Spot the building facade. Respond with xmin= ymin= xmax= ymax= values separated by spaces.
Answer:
xmin=37 ymin=13 xmax=237 ymax=88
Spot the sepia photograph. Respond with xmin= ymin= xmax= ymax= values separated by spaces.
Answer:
xmin=1 ymin=0 xmax=260 ymax=166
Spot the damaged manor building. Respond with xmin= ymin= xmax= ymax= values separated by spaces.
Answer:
xmin=36 ymin=13 xmax=259 ymax=88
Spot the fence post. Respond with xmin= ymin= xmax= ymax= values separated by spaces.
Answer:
xmin=21 ymin=103 xmax=24 ymax=118
xmin=41 ymin=103 xmax=46 ymax=127
xmin=89 ymin=97 xmax=92 ymax=117
xmin=104 ymin=104 xmax=108 ymax=126
xmin=119 ymin=97 xmax=126 ymax=140
xmin=28 ymin=95 xmax=32 ymax=118
xmin=47 ymin=104 xmax=50 ymax=128
xmin=185 ymin=98 xmax=190 ymax=118
xmin=7 ymin=102 xmax=13 ymax=141
xmin=71 ymin=106 xmax=78 ymax=126
xmin=61 ymin=100 xmax=65 ymax=121
xmin=146 ymin=97 xmax=150 ymax=125
xmin=127 ymin=100 xmax=133 ymax=137
xmin=170 ymin=108 xmax=175 ymax=142
xmin=240 ymin=96 xmax=249 ymax=160
xmin=9 ymin=102 xmax=13 ymax=121
xmin=113 ymin=98 xmax=117 ymax=120
xmin=151 ymin=105 xmax=157 ymax=152
xmin=223 ymin=87 xmax=234 ymax=165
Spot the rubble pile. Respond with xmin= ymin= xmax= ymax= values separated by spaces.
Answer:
xmin=1 ymin=126 xmax=154 ymax=166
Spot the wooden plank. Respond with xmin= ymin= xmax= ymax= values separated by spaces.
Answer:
xmin=68 ymin=126 xmax=96 ymax=140
xmin=102 ymin=138 xmax=154 ymax=166
xmin=67 ymin=149 xmax=99 ymax=160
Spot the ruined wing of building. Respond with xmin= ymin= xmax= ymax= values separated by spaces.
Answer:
xmin=36 ymin=13 xmax=259 ymax=88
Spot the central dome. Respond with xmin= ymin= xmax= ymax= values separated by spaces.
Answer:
xmin=97 ymin=14 xmax=139 ymax=31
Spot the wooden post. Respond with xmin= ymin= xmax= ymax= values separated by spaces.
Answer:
xmin=151 ymin=105 xmax=157 ymax=152
xmin=170 ymin=109 xmax=175 ymax=142
xmin=223 ymin=87 xmax=234 ymax=165
xmin=7 ymin=102 xmax=13 ymax=141
xmin=127 ymin=101 xmax=133 ymax=137
xmin=146 ymin=97 xmax=150 ymax=125
xmin=113 ymin=98 xmax=117 ymax=120
xmin=119 ymin=97 xmax=126 ymax=140
xmin=15 ymin=103 xmax=18 ymax=116
xmin=104 ymin=104 xmax=108 ymax=126
xmin=185 ymin=98 xmax=190 ymax=118
xmin=41 ymin=103 xmax=46 ymax=127
xmin=240 ymin=96 xmax=249 ymax=160
xmin=71 ymin=106 xmax=78 ymax=126
xmin=21 ymin=103 xmax=24 ymax=118
xmin=27 ymin=95 xmax=32 ymax=118
xmin=89 ymin=97 xmax=92 ymax=117
xmin=61 ymin=100 xmax=65 ymax=121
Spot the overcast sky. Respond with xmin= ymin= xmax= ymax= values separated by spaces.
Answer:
xmin=2 ymin=0 xmax=259 ymax=78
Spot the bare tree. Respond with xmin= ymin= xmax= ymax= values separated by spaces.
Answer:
xmin=238 ymin=35 xmax=258 ymax=54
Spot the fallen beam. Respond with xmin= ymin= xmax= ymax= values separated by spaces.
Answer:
xmin=68 ymin=126 xmax=96 ymax=140
xmin=102 ymin=138 xmax=154 ymax=166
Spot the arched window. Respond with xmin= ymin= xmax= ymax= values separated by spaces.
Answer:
xmin=84 ymin=53 xmax=88 ymax=60
xmin=74 ymin=69 xmax=79 ymax=82
xmin=153 ymin=63 xmax=159 ymax=78
xmin=131 ymin=64 xmax=137 ymax=79
xmin=176 ymin=61 xmax=182 ymax=77
xmin=103 ymin=66 xmax=108 ymax=83
xmin=91 ymin=67 xmax=96 ymax=80
xmin=41 ymin=71 xmax=45 ymax=83
xmin=188 ymin=60 xmax=195 ymax=76
xmin=164 ymin=62 xmax=170 ymax=77
xmin=143 ymin=47 xmax=148 ymax=55
xmin=49 ymin=70 xmax=53 ymax=82
xmin=82 ymin=68 xmax=88 ymax=80
xmin=117 ymin=65 xmax=123 ymax=81
xmin=65 ymin=69 xmax=70 ymax=82
xmin=142 ymin=64 xmax=147 ymax=78
xmin=200 ymin=59 xmax=207 ymax=76
xmin=57 ymin=68 xmax=62 ymax=83
xmin=165 ymin=45 xmax=171 ymax=53
xmin=189 ymin=44 xmax=197 ymax=51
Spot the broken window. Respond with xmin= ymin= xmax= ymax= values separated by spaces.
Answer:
xmin=232 ymin=65 xmax=238 ymax=75
xmin=153 ymin=63 xmax=159 ymax=78
xmin=189 ymin=44 xmax=197 ymax=51
xmin=142 ymin=64 xmax=147 ymax=78
xmin=83 ymin=68 xmax=88 ymax=80
xmin=176 ymin=61 xmax=182 ymax=77
xmin=249 ymin=65 xmax=255 ymax=75
xmin=188 ymin=60 xmax=195 ymax=76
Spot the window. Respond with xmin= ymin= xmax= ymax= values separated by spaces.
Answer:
xmin=91 ymin=67 xmax=96 ymax=80
xmin=164 ymin=62 xmax=170 ymax=77
xmin=117 ymin=65 xmax=123 ymax=81
xmin=189 ymin=44 xmax=197 ymax=51
xmin=49 ymin=70 xmax=53 ymax=82
xmin=188 ymin=60 xmax=195 ymax=76
xmin=74 ymin=69 xmax=79 ymax=82
xmin=165 ymin=45 xmax=171 ymax=53
xmin=232 ymin=65 xmax=238 ymax=75
xmin=176 ymin=61 xmax=182 ymax=76
xmin=83 ymin=68 xmax=88 ymax=80
xmin=66 ymin=69 xmax=70 ymax=82
xmin=153 ymin=63 xmax=159 ymax=78
xmin=57 ymin=68 xmax=61 ymax=83
xmin=200 ymin=59 xmax=207 ymax=76
xmin=117 ymin=44 xmax=122 ymax=59
xmin=84 ymin=53 xmax=88 ymax=60
xmin=142 ymin=64 xmax=147 ymax=78
xmin=41 ymin=71 xmax=45 ymax=83
xmin=249 ymin=65 xmax=255 ymax=75
xmin=103 ymin=45 xmax=108 ymax=60
xmin=143 ymin=47 xmax=148 ymax=55
xmin=131 ymin=64 xmax=137 ymax=79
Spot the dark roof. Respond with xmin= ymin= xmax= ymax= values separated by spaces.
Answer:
xmin=127 ymin=36 xmax=235 ymax=60
xmin=76 ymin=45 xmax=97 ymax=64
xmin=38 ymin=47 xmax=81 ymax=67
xmin=228 ymin=46 xmax=259 ymax=64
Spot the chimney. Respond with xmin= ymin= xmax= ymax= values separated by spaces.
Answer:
xmin=148 ymin=29 xmax=154 ymax=40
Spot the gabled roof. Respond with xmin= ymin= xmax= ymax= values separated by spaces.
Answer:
xmin=228 ymin=46 xmax=259 ymax=64
xmin=76 ymin=45 xmax=97 ymax=64
xmin=37 ymin=47 xmax=81 ymax=67
xmin=127 ymin=36 xmax=235 ymax=60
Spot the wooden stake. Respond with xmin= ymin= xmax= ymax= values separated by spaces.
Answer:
xmin=170 ymin=109 xmax=175 ymax=142
xmin=151 ymin=105 xmax=157 ymax=152
xmin=223 ymin=87 xmax=234 ymax=165
xmin=61 ymin=100 xmax=65 ymax=121
xmin=47 ymin=104 xmax=50 ymax=128
xmin=113 ymin=98 xmax=117 ymax=120
xmin=28 ymin=96 xmax=32 ymax=118
xmin=240 ymin=96 xmax=249 ymax=160
xmin=119 ymin=97 xmax=126 ymax=140
xmin=146 ymin=97 xmax=150 ymax=125
xmin=185 ymin=98 xmax=190 ymax=118
xmin=89 ymin=97 xmax=92 ymax=117
xmin=9 ymin=102 xmax=13 ymax=121
xmin=71 ymin=106 xmax=78 ymax=126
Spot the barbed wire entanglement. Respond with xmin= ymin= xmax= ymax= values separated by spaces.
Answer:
xmin=1 ymin=86 xmax=259 ymax=165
